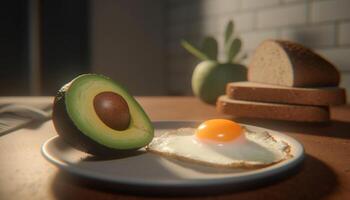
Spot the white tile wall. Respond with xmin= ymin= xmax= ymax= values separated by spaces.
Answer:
xmin=257 ymin=4 xmax=307 ymax=28
xmin=282 ymin=0 xmax=305 ymax=3
xmin=311 ymin=0 xmax=350 ymax=22
xmin=242 ymin=0 xmax=279 ymax=10
xmin=281 ymin=24 xmax=336 ymax=47
xmin=218 ymin=12 xmax=255 ymax=33
xmin=316 ymin=48 xmax=350 ymax=72
xmin=187 ymin=18 xmax=219 ymax=36
xmin=165 ymin=0 xmax=350 ymax=98
xmin=201 ymin=0 xmax=240 ymax=16
xmin=241 ymin=30 xmax=279 ymax=50
xmin=338 ymin=22 xmax=350 ymax=45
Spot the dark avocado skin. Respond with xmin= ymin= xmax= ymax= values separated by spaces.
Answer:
xmin=52 ymin=90 xmax=137 ymax=156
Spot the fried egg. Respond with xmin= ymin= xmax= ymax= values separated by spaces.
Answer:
xmin=146 ymin=119 xmax=291 ymax=169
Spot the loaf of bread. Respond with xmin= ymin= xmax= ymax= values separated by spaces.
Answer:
xmin=217 ymin=95 xmax=329 ymax=122
xmin=248 ymin=40 xmax=340 ymax=87
xmin=227 ymin=81 xmax=346 ymax=106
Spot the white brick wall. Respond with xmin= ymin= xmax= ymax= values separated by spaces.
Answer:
xmin=165 ymin=0 xmax=350 ymax=97
xmin=257 ymin=4 xmax=307 ymax=28
xmin=316 ymin=48 xmax=350 ymax=72
xmin=242 ymin=0 xmax=279 ymax=10
xmin=218 ymin=12 xmax=255 ymax=33
xmin=339 ymin=22 xmax=350 ymax=45
xmin=241 ymin=30 xmax=279 ymax=50
xmin=281 ymin=24 xmax=336 ymax=47
xmin=311 ymin=0 xmax=350 ymax=22
xmin=188 ymin=18 xmax=219 ymax=36
xmin=282 ymin=0 xmax=304 ymax=3
xmin=201 ymin=0 xmax=241 ymax=16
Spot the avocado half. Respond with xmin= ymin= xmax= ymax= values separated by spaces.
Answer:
xmin=52 ymin=74 xmax=154 ymax=155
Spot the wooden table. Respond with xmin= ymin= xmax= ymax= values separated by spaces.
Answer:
xmin=0 ymin=97 xmax=349 ymax=200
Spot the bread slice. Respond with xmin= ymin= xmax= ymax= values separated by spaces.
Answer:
xmin=217 ymin=95 xmax=330 ymax=122
xmin=248 ymin=40 xmax=340 ymax=87
xmin=227 ymin=81 xmax=346 ymax=106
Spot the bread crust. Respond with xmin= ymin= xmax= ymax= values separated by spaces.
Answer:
xmin=227 ymin=81 xmax=346 ymax=106
xmin=248 ymin=40 xmax=340 ymax=87
xmin=217 ymin=95 xmax=330 ymax=122
xmin=276 ymin=40 xmax=340 ymax=87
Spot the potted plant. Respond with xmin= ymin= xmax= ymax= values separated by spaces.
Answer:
xmin=181 ymin=20 xmax=247 ymax=104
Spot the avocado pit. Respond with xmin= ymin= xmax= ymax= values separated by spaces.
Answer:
xmin=93 ymin=92 xmax=130 ymax=131
xmin=52 ymin=74 xmax=154 ymax=155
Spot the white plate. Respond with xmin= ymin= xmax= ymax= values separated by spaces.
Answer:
xmin=42 ymin=121 xmax=304 ymax=194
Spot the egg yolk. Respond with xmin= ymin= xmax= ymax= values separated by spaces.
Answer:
xmin=195 ymin=119 xmax=242 ymax=142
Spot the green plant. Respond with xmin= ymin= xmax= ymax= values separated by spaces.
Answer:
xmin=181 ymin=20 xmax=246 ymax=64
xmin=181 ymin=20 xmax=247 ymax=104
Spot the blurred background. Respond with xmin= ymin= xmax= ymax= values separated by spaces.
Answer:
xmin=1 ymin=0 xmax=350 ymax=99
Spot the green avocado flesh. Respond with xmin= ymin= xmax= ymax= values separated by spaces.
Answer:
xmin=53 ymin=74 xmax=154 ymax=152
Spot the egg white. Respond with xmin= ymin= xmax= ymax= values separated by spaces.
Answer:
xmin=146 ymin=127 xmax=291 ymax=169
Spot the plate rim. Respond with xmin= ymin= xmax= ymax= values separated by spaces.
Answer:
xmin=41 ymin=120 xmax=305 ymax=187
